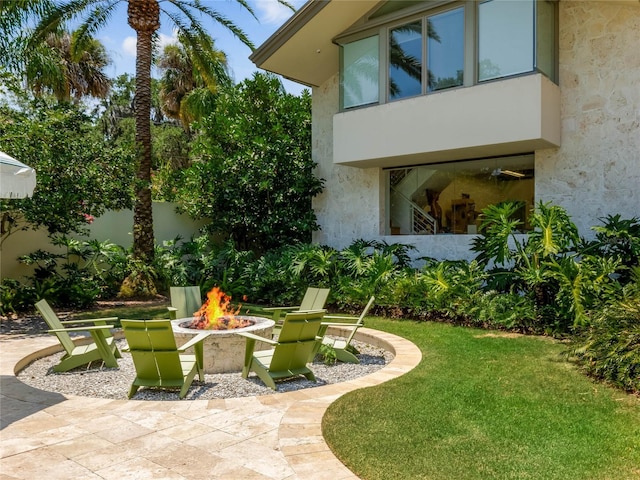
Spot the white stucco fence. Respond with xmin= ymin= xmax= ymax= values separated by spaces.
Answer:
xmin=0 ymin=202 xmax=206 ymax=281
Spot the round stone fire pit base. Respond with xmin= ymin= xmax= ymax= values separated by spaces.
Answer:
xmin=171 ymin=316 xmax=275 ymax=374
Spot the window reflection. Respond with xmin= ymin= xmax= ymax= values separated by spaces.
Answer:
xmin=389 ymin=21 xmax=422 ymax=100
xmin=339 ymin=0 xmax=556 ymax=110
xmin=428 ymin=7 xmax=464 ymax=92
xmin=478 ymin=0 xmax=535 ymax=82
xmin=342 ymin=36 xmax=380 ymax=109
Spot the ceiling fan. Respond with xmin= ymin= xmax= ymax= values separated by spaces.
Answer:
xmin=491 ymin=168 xmax=525 ymax=178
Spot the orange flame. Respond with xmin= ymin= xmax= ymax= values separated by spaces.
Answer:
xmin=190 ymin=287 xmax=249 ymax=330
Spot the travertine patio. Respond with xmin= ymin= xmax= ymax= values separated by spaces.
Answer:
xmin=1 ymin=327 xmax=421 ymax=479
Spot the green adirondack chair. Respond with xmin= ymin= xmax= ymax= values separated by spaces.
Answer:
xmin=35 ymin=299 xmax=121 ymax=372
xmin=263 ymin=287 xmax=330 ymax=335
xmin=237 ymin=310 xmax=325 ymax=390
xmin=317 ymin=296 xmax=375 ymax=364
xmin=167 ymin=286 xmax=202 ymax=320
xmin=121 ymin=319 xmax=208 ymax=399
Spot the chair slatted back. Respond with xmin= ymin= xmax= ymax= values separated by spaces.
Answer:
xmin=298 ymin=288 xmax=330 ymax=311
xmin=270 ymin=311 xmax=324 ymax=372
xmin=170 ymin=286 xmax=202 ymax=320
xmin=35 ymin=299 xmax=76 ymax=355
xmin=122 ymin=319 xmax=183 ymax=382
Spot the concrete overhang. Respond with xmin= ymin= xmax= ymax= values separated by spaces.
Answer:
xmin=333 ymin=74 xmax=561 ymax=168
xmin=250 ymin=0 xmax=379 ymax=87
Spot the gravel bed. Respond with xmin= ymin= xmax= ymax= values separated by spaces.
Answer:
xmin=17 ymin=338 xmax=394 ymax=401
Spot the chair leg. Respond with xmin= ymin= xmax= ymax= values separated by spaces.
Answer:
xmin=334 ymin=348 xmax=360 ymax=364
xmin=302 ymin=370 xmax=317 ymax=382
xmin=128 ymin=385 xmax=139 ymax=399
xmin=90 ymin=330 xmax=119 ymax=368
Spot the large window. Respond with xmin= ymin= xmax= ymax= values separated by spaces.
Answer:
xmin=387 ymin=155 xmax=534 ymax=235
xmin=339 ymin=0 xmax=557 ymax=110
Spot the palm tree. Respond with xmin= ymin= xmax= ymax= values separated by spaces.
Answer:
xmin=26 ymin=0 xmax=293 ymax=264
xmin=157 ymin=32 xmax=231 ymax=130
xmin=25 ymin=31 xmax=111 ymax=102
xmin=0 ymin=0 xmax=53 ymax=71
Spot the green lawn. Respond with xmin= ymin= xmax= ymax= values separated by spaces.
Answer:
xmin=323 ymin=318 xmax=640 ymax=480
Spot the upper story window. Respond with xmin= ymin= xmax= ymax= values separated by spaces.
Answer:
xmin=478 ymin=0 xmax=534 ymax=81
xmin=389 ymin=21 xmax=423 ymax=100
xmin=427 ymin=7 xmax=464 ymax=92
xmin=341 ymin=35 xmax=380 ymax=109
xmin=338 ymin=0 xmax=557 ymax=111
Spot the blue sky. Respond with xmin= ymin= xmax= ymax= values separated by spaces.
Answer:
xmin=96 ymin=0 xmax=307 ymax=95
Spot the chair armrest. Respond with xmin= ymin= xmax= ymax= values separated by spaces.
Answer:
xmin=178 ymin=332 xmax=210 ymax=351
xmin=262 ymin=306 xmax=299 ymax=312
xmin=236 ymin=332 xmax=278 ymax=345
xmin=48 ymin=325 xmax=114 ymax=333
xmin=60 ymin=317 xmax=118 ymax=324
xmin=323 ymin=315 xmax=359 ymax=321
xmin=320 ymin=321 xmax=362 ymax=328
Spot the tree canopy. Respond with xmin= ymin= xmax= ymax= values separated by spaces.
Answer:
xmin=176 ymin=72 xmax=322 ymax=253
xmin=0 ymin=98 xmax=135 ymax=238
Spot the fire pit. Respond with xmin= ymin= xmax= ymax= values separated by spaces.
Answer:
xmin=170 ymin=287 xmax=274 ymax=373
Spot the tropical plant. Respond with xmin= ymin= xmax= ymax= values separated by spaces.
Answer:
xmin=472 ymin=201 xmax=589 ymax=332
xmin=25 ymin=0 xmax=294 ymax=264
xmin=586 ymin=214 xmax=640 ymax=284
xmin=567 ymin=274 xmax=640 ymax=393
xmin=333 ymin=240 xmax=414 ymax=306
xmin=0 ymin=0 xmax=53 ymax=71
xmin=25 ymin=30 xmax=111 ymax=102
xmin=420 ymin=259 xmax=485 ymax=315
xmin=290 ymin=243 xmax=338 ymax=287
xmin=16 ymin=236 xmax=126 ymax=308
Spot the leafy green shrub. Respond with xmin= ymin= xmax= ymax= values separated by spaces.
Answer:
xmin=241 ymin=245 xmax=303 ymax=304
xmin=14 ymin=236 xmax=127 ymax=308
xmin=466 ymin=290 xmax=536 ymax=331
xmin=567 ymin=285 xmax=640 ymax=394
xmin=0 ymin=279 xmax=36 ymax=314
xmin=315 ymin=343 xmax=337 ymax=365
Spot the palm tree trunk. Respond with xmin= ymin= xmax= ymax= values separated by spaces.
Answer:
xmin=129 ymin=0 xmax=159 ymax=263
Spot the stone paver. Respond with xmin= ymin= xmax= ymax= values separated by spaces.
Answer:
xmin=0 ymin=328 xmax=421 ymax=479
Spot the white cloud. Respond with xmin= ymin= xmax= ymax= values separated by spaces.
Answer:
xmin=122 ymin=36 xmax=137 ymax=57
xmin=157 ymin=30 xmax=179 ymax=50
xmin=254 ymin=0 xmax=300 ymax=25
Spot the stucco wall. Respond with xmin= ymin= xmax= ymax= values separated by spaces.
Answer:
xmin=312 ymin=1 xmax=639 ymax=262
xmin=536 ymin=1 xmax=640 ymax=235
xmin=1 ymin=203 xmax=206 ymax=281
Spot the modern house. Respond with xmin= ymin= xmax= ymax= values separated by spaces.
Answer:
xmin=251 ymin=0 xmax=639 ymax=260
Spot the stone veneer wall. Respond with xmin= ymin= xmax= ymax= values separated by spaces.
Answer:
xmin=311 ymin=74 xmax=383 ymax=248
xmin=536 ymin=1 xmax=640 ymax=236
xmin=312 ymin=1 xmax=639 ymax=261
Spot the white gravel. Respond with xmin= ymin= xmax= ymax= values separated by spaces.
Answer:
xmin=17 ymin=338 xmax=393 ymax=401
